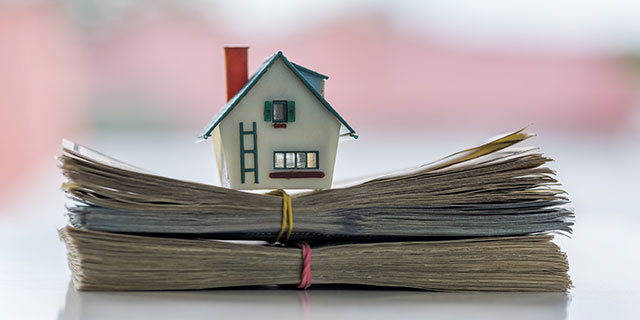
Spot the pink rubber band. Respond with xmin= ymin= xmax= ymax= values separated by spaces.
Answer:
xmin=297 ymin=242 xmax=312 ymax=289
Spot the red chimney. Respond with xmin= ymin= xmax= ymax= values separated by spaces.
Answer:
xmin=224 ymin=46 xmax=249 ymax=101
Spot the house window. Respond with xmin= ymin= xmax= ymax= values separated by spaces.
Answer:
xmin=274 ymin=151 xmax=319 ymax=169
xmin=274 ymin=152 xmax=285 ymax=169
xmin=272 ymin=101 xmax=287 ymax=122
xmin=264 ymin=101 xmax=296 ymax=122
xmin=285 ymin=152 xmax=296 ymax=168
xmin=306 ymin=152 xmax=317 ymax=168
xmin=296 ymin=152 xmax=306 ymax=168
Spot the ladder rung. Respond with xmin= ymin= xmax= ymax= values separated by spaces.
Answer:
xmin=242 ymin=149 xmax=256 ymax=154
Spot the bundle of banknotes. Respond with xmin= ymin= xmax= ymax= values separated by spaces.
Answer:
xmin=58 ymin=128 xmax=573 ymax=292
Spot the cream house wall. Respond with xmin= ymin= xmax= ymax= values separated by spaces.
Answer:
xmin=218 ymin=58 xmax=341 ymax=190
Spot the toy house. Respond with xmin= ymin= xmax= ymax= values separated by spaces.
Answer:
xmin=198 ymin=47 xmax=356 ymax=190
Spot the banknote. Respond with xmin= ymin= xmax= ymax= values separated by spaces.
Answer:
xmin=60 ymin=128 xmax=573 ymax=242
xmin=60 ymin=226 xmax=571 ymax=292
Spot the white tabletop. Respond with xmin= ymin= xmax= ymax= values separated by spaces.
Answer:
xmin=1 ymin=128 xmax=638 ymax=319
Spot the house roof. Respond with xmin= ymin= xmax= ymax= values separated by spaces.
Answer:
xmin=291 ymin=62 xmax=329 ymax=80
xmin=198 ymin=51 xmax=356 ymax=141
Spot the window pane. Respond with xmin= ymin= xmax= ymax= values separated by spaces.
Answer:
xmin=285 ymin=152 xmax=296 ymax=168
xmin=296 ymin=152 xmax=306 ymax=168
xmin=272 ymin=101 xmax=287 ymax=122
xmin=306 ymin=152 xmax=317 ymax=169
xmin=274 ymin=153 xmax=284 ymax=169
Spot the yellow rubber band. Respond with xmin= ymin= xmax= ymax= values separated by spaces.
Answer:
xmin=286 ymin=192 xmax=293 ymax=241
xmin=272 ymin=189 xmax=293 ymax=243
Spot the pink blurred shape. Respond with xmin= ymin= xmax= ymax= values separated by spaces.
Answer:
xmin=282 ymin=15 xmax=636 ymax=131
xmin=90 ymin=12 xmax=636 ymax=132
xmin=0 ymin=4 xmax=84 ymax=200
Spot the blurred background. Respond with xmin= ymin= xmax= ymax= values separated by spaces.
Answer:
xmin=1 ymin=1 xmax=639 ymax=319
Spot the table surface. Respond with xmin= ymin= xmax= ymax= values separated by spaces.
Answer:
xmin=1 ymin=128 xmax=639 ymax=320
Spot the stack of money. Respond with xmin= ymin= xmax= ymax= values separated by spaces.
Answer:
xmin=58 ymin=129 xmax=573 ymax=292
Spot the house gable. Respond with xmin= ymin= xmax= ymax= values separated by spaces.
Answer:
xmin=217 ymin=57 xmax=342 ymax=189
xmin=198 ymin=51 xmax=356 ymax=141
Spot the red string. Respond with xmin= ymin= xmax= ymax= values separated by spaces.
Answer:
xmin=297 ymin=242 xmax=312 ymax=289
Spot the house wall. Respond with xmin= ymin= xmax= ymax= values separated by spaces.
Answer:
xmin=218 ymin=58 xmax=341 ymax=190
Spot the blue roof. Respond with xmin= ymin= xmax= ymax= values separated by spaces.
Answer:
xmin=291 ymin=62 xmax=329 ymax=79
xmin=198 ymin=51 xmax=356 ymax=140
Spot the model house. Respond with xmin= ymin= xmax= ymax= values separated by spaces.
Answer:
xmin=198 ymin=47 xmax=356 ymax=190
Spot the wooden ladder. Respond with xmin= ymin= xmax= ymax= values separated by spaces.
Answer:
xmin=239 ymin=122 xmax=258 ymax=184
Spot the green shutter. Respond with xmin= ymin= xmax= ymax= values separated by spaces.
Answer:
xmin=264 ymin=101 xmax=272 ymax=121
xmin=287 ymin=101 xmax=295 ymax=122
